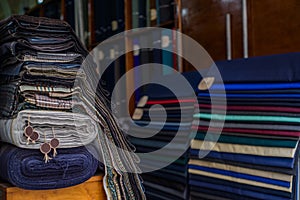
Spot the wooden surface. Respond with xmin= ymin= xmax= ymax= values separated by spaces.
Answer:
xmin=181 ymin=0 xmax=243 ymax=70
xmin=181 ymin=0 xmax=300 ymax=71
xmin=0 ymin=175 xmax=106 ymax=200
xmin=247 ymin=0 xmax=300 ymax=57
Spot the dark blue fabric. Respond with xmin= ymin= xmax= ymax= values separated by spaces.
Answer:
xmin=198 ymin=96 xmax=300 ymax=103
xmin=208 ymin=89 xmax=300 ymax=94
xmin=143 ymin=181 xmax=187 ymax=199
xmin=190 ymin=174 xmax=293 ymax=198
xmin=189 ymin=180 xmax=291 ymax=200
xmin=211 ymin=52 xmax=300 ymax=83
xmin=190 ymin=149 xmax=295 ymax=169
xmin=0 ymin=143 xmax=99 ymax=190
xmin=199 ymin=93 xmax=300 ymax=98
xmin=206 ymin=82 xmax=300 ymax=91
xmin=142 ymin=173 xmax=186 ymax=191
xmin=199 ymin=100 xmax=300 ymax=107
xmin=188 ymin=164 xmax=290 ymax=188
xmin=140 ymin=71 xmax=202 ymax=100
xmin=194 ymin=157 xmax=295 ymax=175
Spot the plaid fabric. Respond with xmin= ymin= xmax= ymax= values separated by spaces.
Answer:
xmin=26 ymin=94 xmax=73 ymax=109
xmin=20 ymin=85 xmax=75 ymax=93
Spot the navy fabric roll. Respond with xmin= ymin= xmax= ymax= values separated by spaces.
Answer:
xmin=190 ymin=175 xmax=293 ymax=198
xmin=190 ymin=149 xmax=295 ymax=169
xmin=189 ymin=180 xmax=291 ymax=200
xmin=209 ymin=52 xmax=300 ymax=83
xmin=140 ymin=71 xmax=202 ymax=100
xmin=0 ymin=143 xmax=99 ymax=190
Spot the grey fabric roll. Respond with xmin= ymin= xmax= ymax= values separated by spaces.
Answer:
xmin=0 ymin=110 xmax=98 ymax=149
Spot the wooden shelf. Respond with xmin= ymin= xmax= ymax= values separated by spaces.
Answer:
xmin=0 ymin=175 xmax=106 ymax=200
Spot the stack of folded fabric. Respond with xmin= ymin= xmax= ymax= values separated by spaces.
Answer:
xmin=0 ymin=14 xmax=99 ymax=189
xmin=126 ymin=72 xmax=201 ymax=200
xmin=189 ymin=53 xmax=300 ymax=200
xmin=0 ymin=15 xmax=146 ymax=200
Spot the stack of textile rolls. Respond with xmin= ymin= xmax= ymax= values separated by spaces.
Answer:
xmin=0 ymin=15 xmax=146 ymax=200
xmin=0 ymin=15 xmax=99 ymax=189
xmin=189 ymin=53 xmax=300 ymax=200
xmin=126 ymin=72 xmax=201 ymax=200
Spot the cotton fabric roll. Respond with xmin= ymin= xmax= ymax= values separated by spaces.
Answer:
xmin=0 ymin=143 xmax=99 ymax=190
xmin=0 ymin=110 xmax=98 ymax=149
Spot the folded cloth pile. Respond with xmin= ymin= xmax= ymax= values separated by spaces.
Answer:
xmin=0 ymin=15 xmax=145 ymax=200
xmin=0 ymin=14 xmax=99 ymax=189
xmin=125 ymin=72 xmax=201 ymax=200
xmin=190 ymin=53 xmax=300 ymax=200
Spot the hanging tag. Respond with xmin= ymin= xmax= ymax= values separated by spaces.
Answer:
xmin=111 ymin=20 xmax=118 ymax=31
xmin=132 ymin=108 xmax=143 ymax=120
xmin=161 ymin=35 xmax=170 ymax=48
xmin=133 ymin=44 xmax=140 ymax=56
xmin=198 ymin=77 xmax=215 ymax=90
xmin=110 ymin=49 xmax=116 ymax=59
xmin=150 ymin=9 xmax=157 ymax=21
xmin=98 ymin=50 xmax=104 ymax=61
xmin=137 ymin=96 xmax=148 ymax=108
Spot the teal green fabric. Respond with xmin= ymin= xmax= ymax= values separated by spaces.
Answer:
xmin=194 ymin=113 xmax=300 ymax=123
xmin=194 ymin=132 xmax=297 ymax=148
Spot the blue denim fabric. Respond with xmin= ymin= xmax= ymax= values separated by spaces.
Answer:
xmin=0 ymin=143 xmax=99 ymax=190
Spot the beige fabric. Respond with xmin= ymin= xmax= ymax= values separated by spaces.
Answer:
xmin=189 ymin=159 xmax=293 ymax=182
xmin=191 ymin=140 xmax=297 ymax=158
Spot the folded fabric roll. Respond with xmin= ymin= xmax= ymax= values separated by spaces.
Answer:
xmin=194 ymin=132 xmax=298 ymax=147
xmin=0 ymin=110 xmax=98 ymax=149
xmin=194 ymin=121 xmax=300 ymax=136
xmin=198 ymin=96 xmax=300 ymax=104
xmin=202 ymin=82 xmax=300 ymax=91
xmin=200 ymin=109 xmax=300 ymax=118
xmin=199 ymin=93 xmax=300 ymax=99
xmin=189 ymin=160 xmax=293 ymax=191
xmin=140 ymin=71 xmax=202 ymax=100
xmin=208 ymin=52 xmax=300 ymax=83
xmin=190 ymin=176 xmax=293 ymax=198
xmin=1 ymin=52 xmax=84 ymax=76
xmin=0 ymin=143 xmax=99 ymax=190
xmin=195 ymin=113 xmax=300 ymax=124
xmin=195 ymin=125 xmax=300 ymax=137
xmin=190 ymin=149 xmax=296 ymax=169
xmin=191 ymin=140 xmax=298 ymax=158
xmin=189 ymin=181 xmax=293 ymax=200
xmin=0 ymin=81 xmax=20 ymax=117
xmin=0 ymin=41 xmax=81 ymax=61
xmin=189 ymin=160 xmax=293 ymax=183
xmin=198 ymin=104 xmax=300 ymax=113
xmin=200 ymin=100 xmax=300 ymax=107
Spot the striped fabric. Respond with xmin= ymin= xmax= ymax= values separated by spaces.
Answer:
xmin=190 ymin=53 xmax=300 ymax=200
